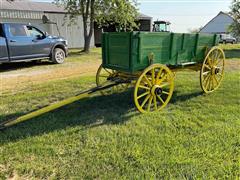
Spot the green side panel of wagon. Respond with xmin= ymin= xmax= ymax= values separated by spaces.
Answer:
xmin=102 ymin=32 xmax=219 ymax=73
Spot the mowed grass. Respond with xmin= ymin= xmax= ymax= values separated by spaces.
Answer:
xmin=0 ymin=46 xmax=239 ymax=179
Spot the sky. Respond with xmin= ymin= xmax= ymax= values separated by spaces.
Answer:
xmin=34 ymin=0 xmax=232 ymax=33
xmin=138 ymin=0 xmax=232 ymax=32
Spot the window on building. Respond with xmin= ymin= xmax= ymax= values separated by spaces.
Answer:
xmin=9 ymin=24 xmax=28 ymax=37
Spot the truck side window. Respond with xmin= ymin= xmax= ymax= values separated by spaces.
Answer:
xmin=27 ymin=26 xmax=44 ymax=39
xmin=0 ymin=25 xmax=4 ymax=37
xmin=9 ymin=24 xmax=28 ymax=37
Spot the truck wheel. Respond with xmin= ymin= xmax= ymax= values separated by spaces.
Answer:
xmin=51 ymin=48 xmax=65 ymax=64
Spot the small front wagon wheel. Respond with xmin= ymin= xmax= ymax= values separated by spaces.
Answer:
xmin=96 ymin=64 xmax=129 ymax=95
xmin=200 ymin=47 xmax=225 ymax=93
xmin=134 ymin=64 xmax=174 ymax=113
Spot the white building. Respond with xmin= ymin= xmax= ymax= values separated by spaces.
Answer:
xmin=0 ymin=0 xmax=94 ymax=48
xmin=200 ymin=11 xmax=234 ymax=34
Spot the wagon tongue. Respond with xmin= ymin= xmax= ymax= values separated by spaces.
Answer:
xmin=0 ymin=81 xmax=127 ymax=130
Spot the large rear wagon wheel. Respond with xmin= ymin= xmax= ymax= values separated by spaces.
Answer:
xmin=200 ymin=47 xmax=225 ymax=93
xmin=96 ymin=64 xmax=129 ymax=95
xmin=134 ymin=64 xmax=174 ymax=113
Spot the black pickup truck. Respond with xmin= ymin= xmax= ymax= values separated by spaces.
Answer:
xmin=0 ymin=23 xmax=68 ymax=64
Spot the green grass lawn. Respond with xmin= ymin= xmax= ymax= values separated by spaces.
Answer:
xmin=0 ymin=46 xmax=239 ymax=179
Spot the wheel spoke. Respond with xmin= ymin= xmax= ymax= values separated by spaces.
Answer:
xmin=147 ymin=96 xmax=153 ymax=112
xmin=205 ymin=75 xmax=211 ymax=90
xmin=139 ymin=85 xmax=150 ymax=90
xmin=208 ymin=76 xmax=213 ymax=90
xmin=157 ymin=74 xmax=167 ymax=85
xmin=160 ymin=82 xmax=169 ymax=88
xmin=157 ymin=95 xmax=165 ymax=104
xmin=162 ymin=91 xmax=170 ymax=95
xmin=137 ymin=91 xmax=150 ymax=99
xmin=153 ymin=96 xmax=158 ymax=110
xmin=216 ymin=73 xmax=223 ymax=78
xmin=203 ymin=71 xmax=211 ymax=76
xmin=203 ymin=74 xmax=211 ymax=84
xmin=156 ymin=68 xmax=163 ymax=84
xmin=207 ymin=57 xmax=213 ymax=67
xmin=103 ymin=68 xmax=112 ymax=75
xmin=143 ymin=75 xmax=152 ymax=87
xmin=141 ymin=94 xmax=151 ymax=108
xmin=212 ymin=76 xmax=215 ymax=89
xmin=152 ymin=68 xmax=155 ymax=84
xmin=213 ymin=75 xmax=219 ymax=86
xmin=204 ymin=64 xmax=211 ymax=70
xmin=216 ymin=58 xmax=223 ymax=66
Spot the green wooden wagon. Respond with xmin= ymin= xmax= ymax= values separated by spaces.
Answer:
xmin=96 ymin=32 xmax=225 ymax=113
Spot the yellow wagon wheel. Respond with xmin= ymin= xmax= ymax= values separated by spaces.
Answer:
xmin=134 ymin=64 xmax=174 ymax=113
xmin=200 ymin=47 xmax=225 ymax=93
xmin=96 ymin=64 xmax=129 ymax=95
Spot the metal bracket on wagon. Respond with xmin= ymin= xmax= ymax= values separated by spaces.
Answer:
xmin=148 ymin=52 xmax=155 ymax=65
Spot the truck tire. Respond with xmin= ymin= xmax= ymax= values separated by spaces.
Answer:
xmin=51 ymin=48 xmax=65 ymax=64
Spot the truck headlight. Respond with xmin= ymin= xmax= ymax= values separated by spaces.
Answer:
xmin=65 ymin=40 xmax=68 ymax=46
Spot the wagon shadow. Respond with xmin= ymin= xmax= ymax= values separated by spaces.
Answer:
xmin=0 ymin=89 xmax=204 ymax=144
xmin=0 ymin=90 xmax=136 ymax=144
xmin=171 ymin=91 xmax=204 ymax=104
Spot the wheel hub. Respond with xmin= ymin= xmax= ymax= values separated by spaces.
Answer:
xmin=215 ymin=68 xmax=220 ymax=75
xmin=151 ymin=85 xmax=162 ymax=96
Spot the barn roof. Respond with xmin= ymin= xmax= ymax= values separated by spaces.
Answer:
xmin=0 ymin=0 xmax=66 ymax=13
xmin=0 ymin=0 xmax=153 ymax=20
xmin=138 ymin=13 xmax=152 ymax=20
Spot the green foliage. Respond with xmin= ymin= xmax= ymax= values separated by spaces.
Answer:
xmin=229 ymin=0 xmax=240 ymax=37
xmin=55 ymin=0 xmax=139 ymax=52
xmin=95 ymin=0 xmax=139 ymax=31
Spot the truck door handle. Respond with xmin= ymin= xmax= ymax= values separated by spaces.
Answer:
xmin=10 ymin=40 xmax=16 ymax=42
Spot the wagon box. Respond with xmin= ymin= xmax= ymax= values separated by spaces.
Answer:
xmin=102 ymin=32 xmax=219 ymax=73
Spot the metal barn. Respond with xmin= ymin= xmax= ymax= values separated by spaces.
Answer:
xmin=0 ymin=0 xmax=94 ymax=48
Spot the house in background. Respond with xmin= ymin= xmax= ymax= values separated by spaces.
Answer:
xmin=0 ymin=0 xmax=93 ymax=48
xmin=200 ymin=11 xmax=234 ymax=34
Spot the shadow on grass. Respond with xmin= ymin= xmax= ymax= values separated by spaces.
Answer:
xmin=0 ymin=89 xmax=204 ymax=144
xmin=171 ymin=91 xmax=204 ymax=104
xmin=224 ymin=49 xmax=240 ymax=59
xmin=0 ymin=90 xmax=136 ymax=144
xmin=0 ymin=61 xmax=54 ymax=73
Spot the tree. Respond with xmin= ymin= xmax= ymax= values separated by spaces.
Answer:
xmin=229 ymin=0 xmax=240 ymax=38
xmin=56 ymin=0 xmax=139 ymax=53
xmin=188 ymin=27 xmax=202 ymax=33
